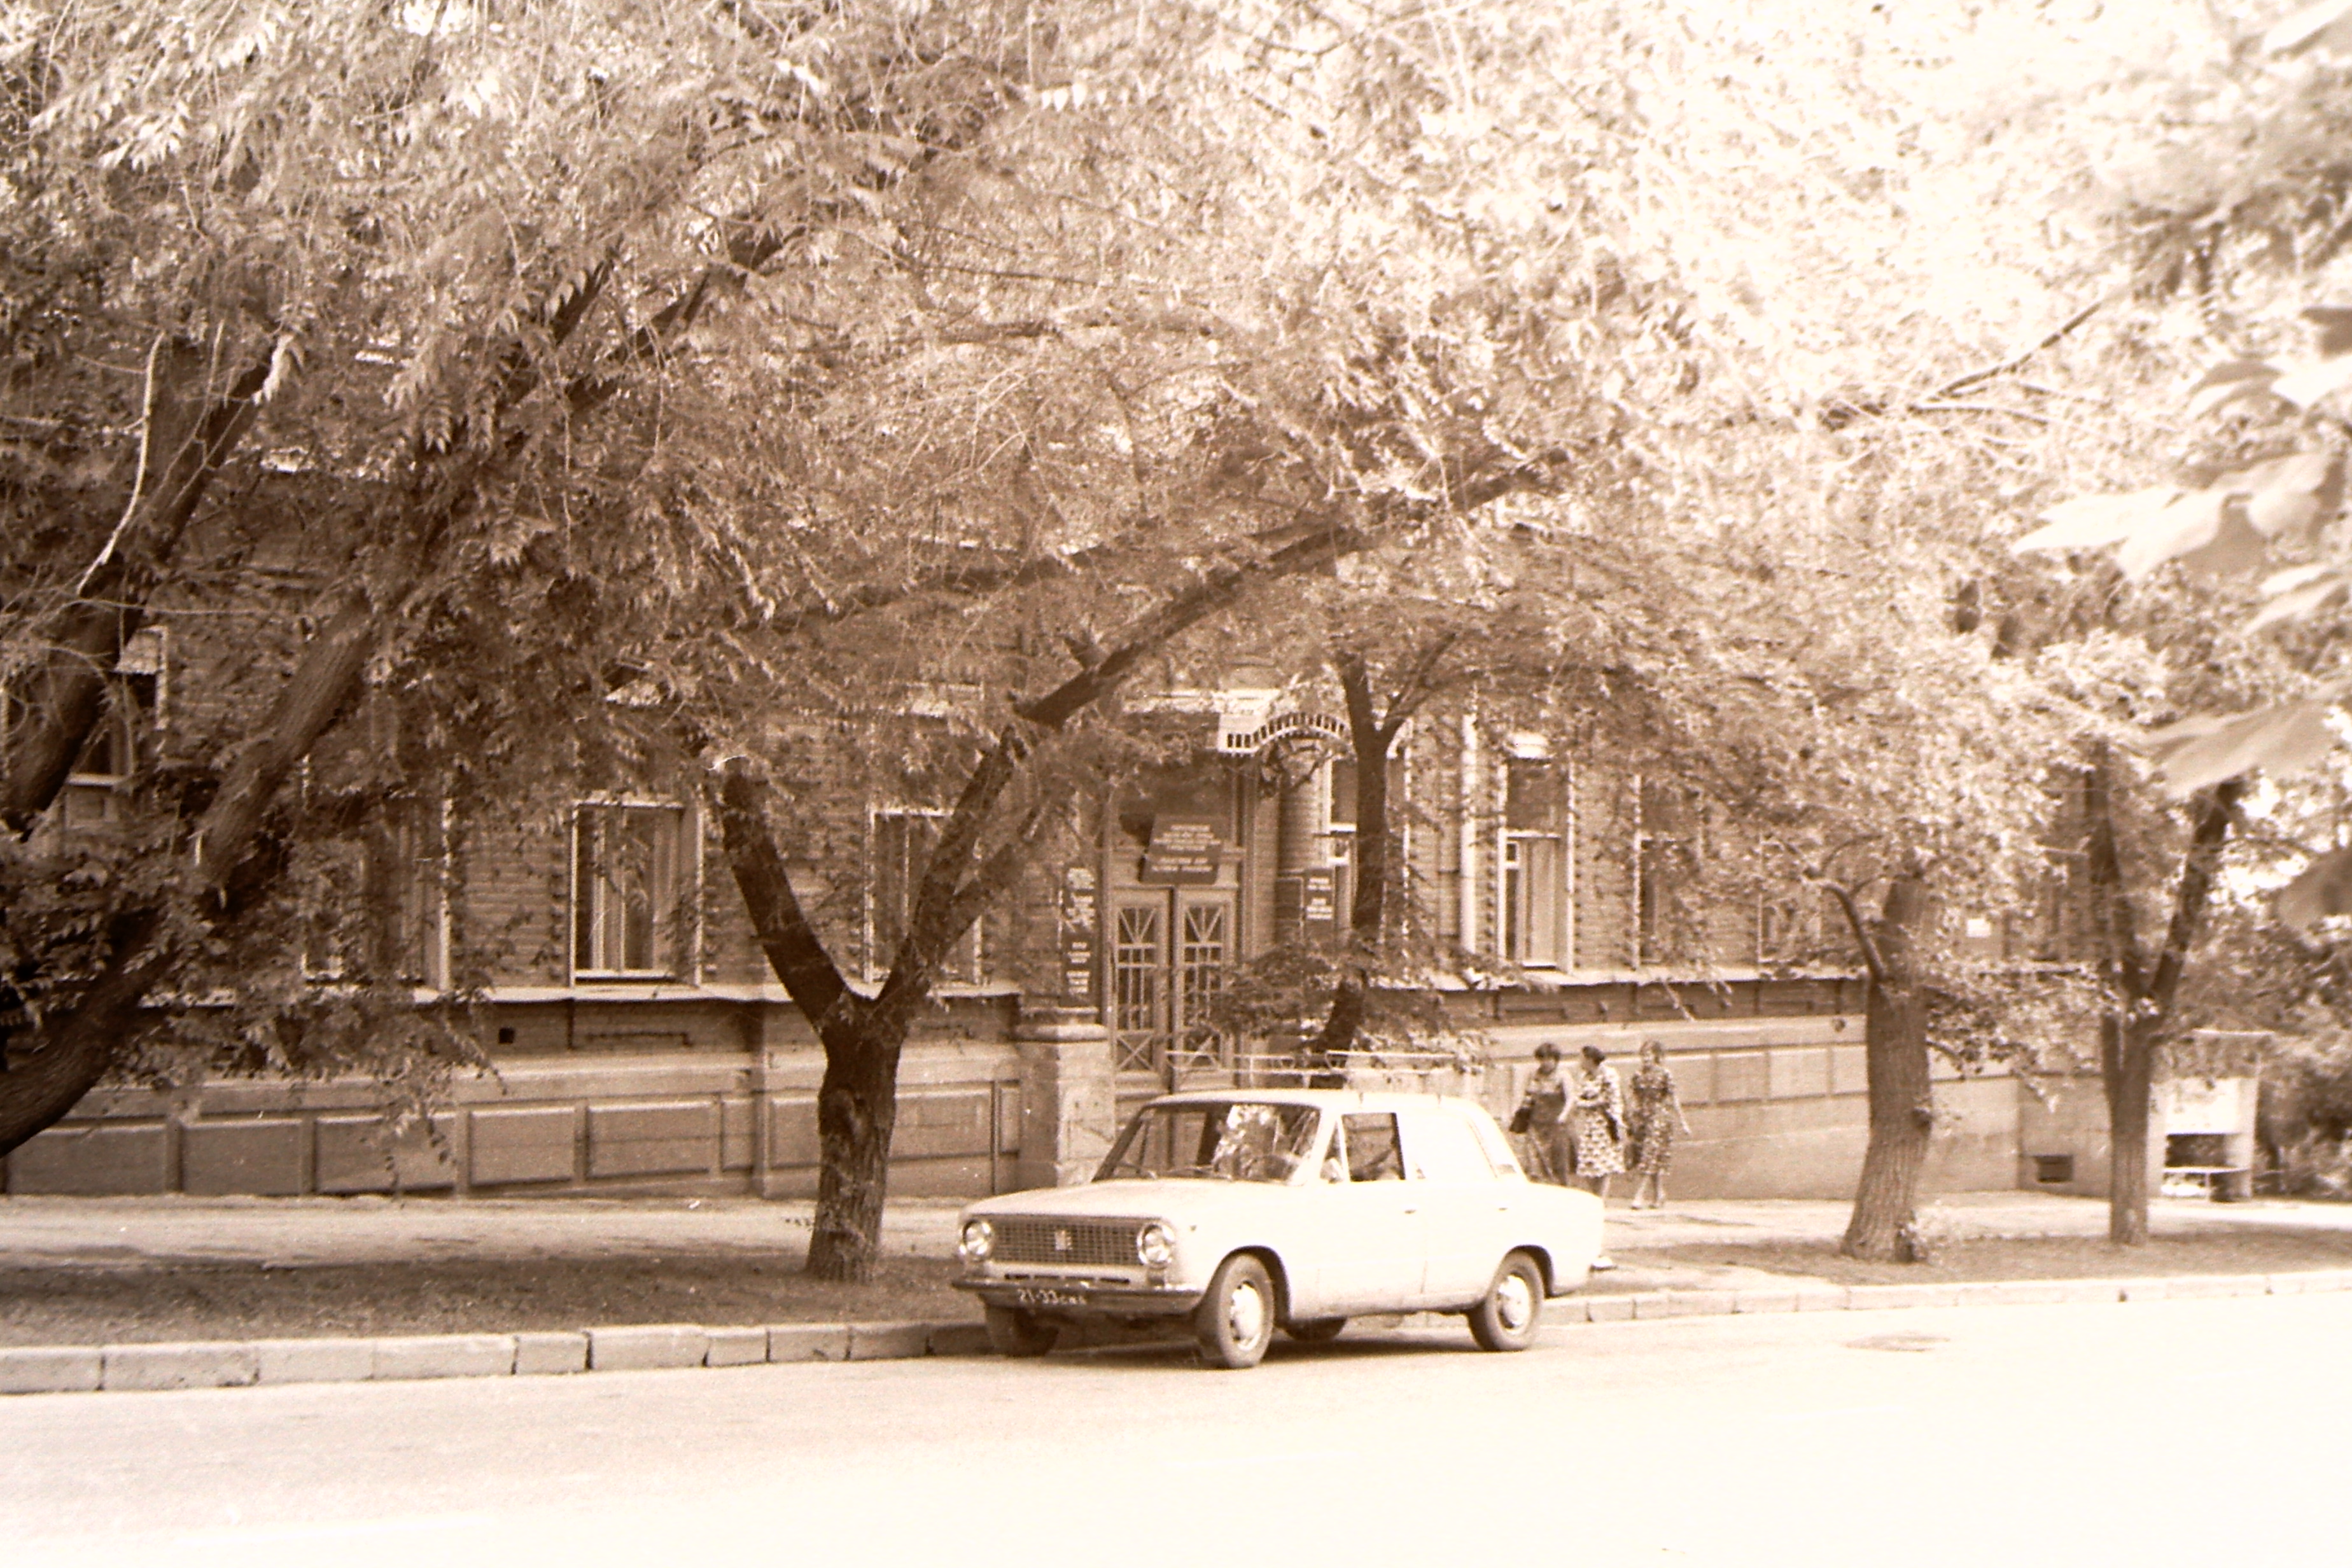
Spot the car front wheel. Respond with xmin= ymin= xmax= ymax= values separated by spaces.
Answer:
xmin=984 ymin=1303 xmax=1058 ymax=1357
xmin=1194 ymin=1254 xmax=1276 ymax=1369
xmin=1469 ymin=1250 xmax=1544 ymax=1352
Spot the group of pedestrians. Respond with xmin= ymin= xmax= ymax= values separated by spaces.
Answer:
xmin=1514 ymin=1039 xmax=1691 ymax=1271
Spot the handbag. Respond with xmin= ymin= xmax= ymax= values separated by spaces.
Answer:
xmin=1508 ymin=1103 xmax=1532 ymax=1135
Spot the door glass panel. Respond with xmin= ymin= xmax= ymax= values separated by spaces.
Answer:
xmin=1114 ymin=902 xmax=1166 ymax=1072
xmin=1170 ymin=899 xmax=1230 ymax=1077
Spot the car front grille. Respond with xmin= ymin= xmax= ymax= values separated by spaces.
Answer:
xmin=993 ymin=1217 xmax=1140 ymax=1268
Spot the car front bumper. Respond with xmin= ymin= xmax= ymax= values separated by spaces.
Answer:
xmin=956 ymin=1275 xmax=1206 ymax=1317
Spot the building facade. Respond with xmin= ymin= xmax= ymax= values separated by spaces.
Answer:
xmin=8 ymin=662 xmax=2082 ymax=1204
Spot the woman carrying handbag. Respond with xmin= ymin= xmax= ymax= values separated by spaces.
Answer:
xmin=1513 ymin=1043 xmax=1571 ymax=1185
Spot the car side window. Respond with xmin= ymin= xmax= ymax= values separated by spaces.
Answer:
xmin=1406 ymin=1110 xmax=1498 ymax=1182
xmin=1466 ymin=1109 xmax=1524 ymax=1177
xmin=1342 ymin=1113 xmax=1404 ymax=1181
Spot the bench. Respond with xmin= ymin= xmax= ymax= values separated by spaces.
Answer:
xmin=2160 ymin=1165 xmax=2248 ymax=1200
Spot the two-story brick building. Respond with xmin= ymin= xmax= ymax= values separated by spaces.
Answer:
xmin=7 ymin=629 xmax=2096 ymax=1205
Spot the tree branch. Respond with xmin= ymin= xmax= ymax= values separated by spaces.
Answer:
xmin=715 ymin=756 xmax=860 ymax=1039
xmin=1823 ymin=879 xmax=1891 ymax=984
xmin=1925 ymin=301 xmax=2103 ymax=404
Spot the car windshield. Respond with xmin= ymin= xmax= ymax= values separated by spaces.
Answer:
xmin=1098 ymin=1102 xmax=1322 ymax=1183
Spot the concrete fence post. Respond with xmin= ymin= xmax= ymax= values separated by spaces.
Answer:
xmin=1014 ymin=1001 xmax=1116 ymax=1191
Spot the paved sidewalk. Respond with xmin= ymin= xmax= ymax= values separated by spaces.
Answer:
xmin=11 ymin=1187 xmax=2347 ymax=1273
xmin=0 ymin=1192 xmax=969 ymax=1269
xmin=6 ymin=1188 xmax=2350 ymax=1397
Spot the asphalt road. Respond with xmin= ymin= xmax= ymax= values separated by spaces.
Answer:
xmin=4 ymin=1294 xmax=2344 ymax=1568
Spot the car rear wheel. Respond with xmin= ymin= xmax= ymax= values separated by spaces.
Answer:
xmin=1283 ymin=1317 xmax=1347 ymax=1344
xmin=984 ymin=1304 xmax=1058 ymax=1357
xmin=1194 ymin=1254 xmax=1276 ymax=1369
xmin=1469 ymin=1250 xmax=1544 ymax=1352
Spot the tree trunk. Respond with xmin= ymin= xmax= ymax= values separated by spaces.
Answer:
xmin=1841 ymin=874 xmax=1935 ymax=1262
xmin=2104 ymin=1011 xmax=2156 ymax=1245
xmin=715 ymin=757 xmax=902 ymax=1283
xmin=2086 ymin=772 xmax=2241 ymax=1248
xmin=1310 ymin=656 xmax=1397 ymax=1069
xmin=806 ymin=1032 xmax=903 ymax=1280
xmin=0 ymin=914 xmax=162 ymax=1158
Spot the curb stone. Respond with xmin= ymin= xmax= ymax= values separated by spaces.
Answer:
xmin=588 ymin=1324 xmax=709 ymax=1373
xmin=2057 ymin=1278 xmax=2125 ymax=1303
xmin=1732 ymin=1290 xmax=1798 ymax=1315
xmin=375 ymin=1333 xmax=515 ymax=1382
xmin=0 ymin=1347 xmax=100 ymax=1395
xmin=846 ymin=1321 xmax=934 ymax=1361
xmin=513 ymin=1332 xmax=589 ymax=1376
xmin=705 ymin=1326 xmax=769 ymax=1368
xmin=256 ymin=1336 xmax=375 ymax=1385
xmin=3 ymin=1266 xmax=2348 ymax=1397
xmin=766 ymin=1324 xmax=850 ymax=1362
xmin=102 ymin=1341 xmax=257 ymax=1392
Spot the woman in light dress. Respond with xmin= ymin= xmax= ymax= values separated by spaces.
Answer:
xmin=1567 ymin=1044 xmax=1624 ymax=1271
xmin=1567 ymin=1044 xmax=1626 ymax=1197
xmin=1626 ymin=1039 xmax=1694 ymax=1210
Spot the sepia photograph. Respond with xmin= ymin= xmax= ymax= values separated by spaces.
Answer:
xmin=4 ymin=1 xmax=2351 ymax=1562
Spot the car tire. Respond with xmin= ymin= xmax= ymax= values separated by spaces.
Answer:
xmin=1283 ymin=1317 xmax=1347 ymax=1344
xmin=1469 ymin=1250 xmax=1545 ymax=1353
xmin=1194 ymin=1254 xmax=1277 ymax=1369
xmin=984 ymin=1304 xmax=1058 ymax=1357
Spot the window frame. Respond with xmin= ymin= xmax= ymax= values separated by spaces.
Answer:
xmin=301 ymin=796 xmax=451 ymax=990
xmin=1499 ymin=750 xmax=1570 ymax=968
xmin=865 ymin=804 xmax=986 ymax=986
xmin=1326 ymin=758 xmax=1355 ymax=928
xmin=1634 ymin=776 xmax=1701 ymax=969
xmin=569 ymin=798 xmax=697 ymax=983
xmin=53 ymin=626 xmax=166 ymax=834
xmin=1755 ymin=842 xmax=1817 ymax=967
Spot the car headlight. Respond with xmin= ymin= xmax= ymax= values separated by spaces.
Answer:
xmin=961 ymin=1218 xmax=995 ymax=1261
xmin=1137 ymin=1221 xmax=1175 ymax=1268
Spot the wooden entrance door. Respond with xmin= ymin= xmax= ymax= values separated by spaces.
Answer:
xmin=1111 ymin=889 xmax=1235 ymax=1085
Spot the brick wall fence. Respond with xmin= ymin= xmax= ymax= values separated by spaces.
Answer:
xmin=6 ymin=993 xmax=2030 ymax=1202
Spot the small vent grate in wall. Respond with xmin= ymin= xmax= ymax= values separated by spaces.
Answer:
xmin=2033 ymin=1154 xmax=2074 ymax=1184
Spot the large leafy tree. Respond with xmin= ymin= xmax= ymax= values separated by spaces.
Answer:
xmin=2011 ymin=1 xmax=2352 ymax=1239
xmin=661 ymin=0 xmax=1708 ymax=1278
xmin=0 ymin=0 xmax=1077 ymax=1153
xmin=1577 ymin=1 xmax=2188 ymax=1259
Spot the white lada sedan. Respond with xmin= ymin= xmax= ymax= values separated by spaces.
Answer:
xmin=953 ymin=1088 xmax=1604 ymax=1368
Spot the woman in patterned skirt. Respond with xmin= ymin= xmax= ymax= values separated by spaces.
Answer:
xmin=1626 ymin=1039 xmax=1693 ymax=1210
xmin=1567 ymin=1045 xmax=1624 ymax=1270
xmin=1567 ymin=1044 xmax=1625 ymax=1196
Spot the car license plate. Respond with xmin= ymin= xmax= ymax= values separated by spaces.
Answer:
xmin=1014 ymin=1286 xmax=1086 ymax=1307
